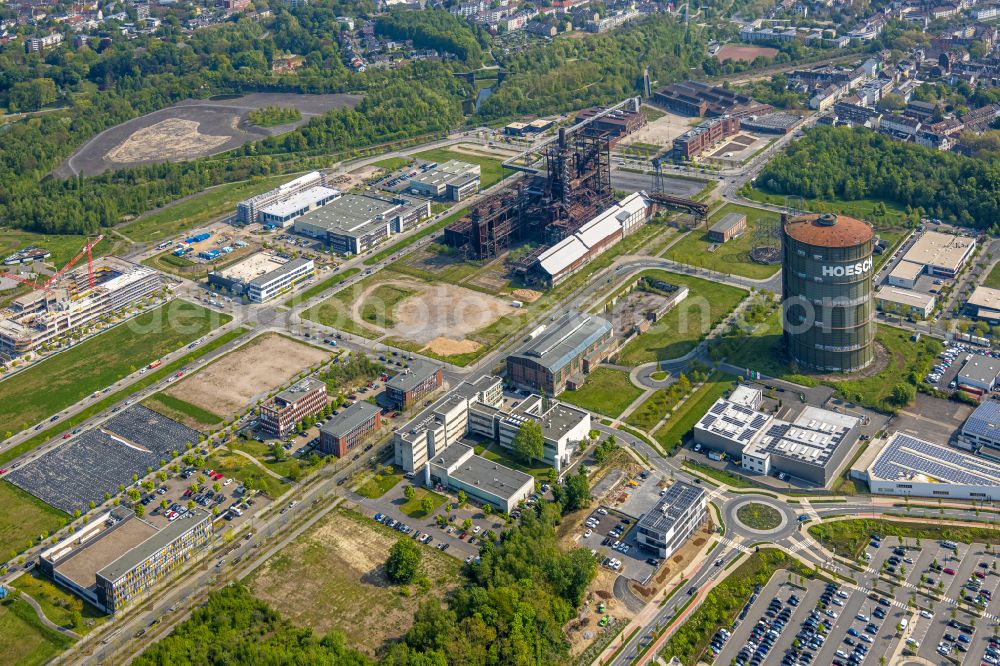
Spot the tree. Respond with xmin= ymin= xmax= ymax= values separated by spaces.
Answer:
xmin=552 ymin=470 xmax=591 ymax=514
xmin=512 ymin=420 xmax=544 ymax=463
xmin=482 ymin=503 xmax=493 ymax=516
xmin=420 ymin=496 xmax=434 ymax=516
xmin=891 ymin=383 xmax=916 ymax=407
xmin=462 ymin=518 xmax=473 ymax=532
xmin=404 ymin=485 xmax=416 ymax=501
xmin=457 ymin=489 xmax=467 ymax=507
xmin=134 ymin=504 xmax=145 ymax=518
xmin=269 ymin=443 xmax=286 ymax=462
xmin=385 ymin=539 xmax=421 ymax=584
xmin=9 ymin=78 xmax=57 ymax=112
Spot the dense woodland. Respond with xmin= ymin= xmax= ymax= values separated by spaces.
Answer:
xmin=376 ymin=9 xmax=487 ymax=68
xmin=135 ymin=504 xmax=596 ymax=666
xmin=756 ymin=125 xmax=1000 ymax=229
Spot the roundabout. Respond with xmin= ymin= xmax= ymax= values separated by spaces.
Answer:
xmin=724 ymin=495 xmax=794 ymax=536
xmin=736 ymin=501 xmax=783 ymax=531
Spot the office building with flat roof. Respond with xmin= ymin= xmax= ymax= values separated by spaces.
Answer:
xmin=886 ymin=260 xmax=923 ymax=289
xmin=385 ymin=360 xmax=444 ymax=410
xmin=207 ymin=252 xmax=314 ymax=303
xmin=259 ymin=378 xmax=328 ymax=437
xmin=237 ymin=171 xmax=328 ymax=224
xmin=406 ymin=160 xmax=480 ymax=201
xmin=673 ymin=115 xmax=740 ymax=159
xmin=900 ymin=230 xmax=976 ymax=278
xmin=259 ymin=186 xmax=341 ymax=227
xmin=957 ymin=354 xmax=1000 ymax=392
xmin=875 ymin=286 xmax=935 ymax=318
xmin=426 ymin=443 xmax=533 ymax=513
xmin=493 ymin=394 xmax=591 ymax=471
xmin=960 ymin=400 xmax=1000 ymax=458
xmin=863 ymin=431 xmax=1000 ymax=501
xmin=40 ymin=508 xmax=212 ymax=613
xmin=966 ymin=285 xmax=1000 ymax=323
xmin=293 ymin=193 xmax=430 ymax=255
xmin=506 ymin=311 xmax=615 ymax=396
xmin=319 ymin=401 xmax=382 ymax=457
xmin=635 ymin=481 xmax=707 ymax=559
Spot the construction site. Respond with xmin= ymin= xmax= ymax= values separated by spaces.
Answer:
xmin=0 ymin=237 xmax=162 ymax=359
xmin=441 ymin=98 xmax=708 ymax=287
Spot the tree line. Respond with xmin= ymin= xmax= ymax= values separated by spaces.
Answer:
xmin=757 ymin=125 xmax=1000 ymax=228
xmin=376 ymin=9 xmax=487 ymax=68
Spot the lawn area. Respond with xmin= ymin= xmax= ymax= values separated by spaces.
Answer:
xmin=13 ymin=571 xmax=107 ymax=634
xmin=659 ymin=549 xmax=817 ymax=665
xmin=143 ymin=392 xmax=223 ymax=428
xmin=736 ymin=502 xmax=782 ymax=530
xmin=709 ymin=308 xmax=819 ymax=387
xmin=413 ymin=147 xmax=512 ymax=189
xmin=0 ymin=480 xmax=67 ymax=550
xmin=363 ymin=206 xmax=470 ymax=267
xmin=400 ymin=487 xmax=447 ymax=518
xmin=0 ymin=230 xmax=116 ymax=268
xmin=301 ymin=270 xmax=413 ymax=339
xmin=0 ymin=301 xmax=230 ymax=437
xmin=357 ymin=469 xmax=405 ymax=499
xmin=559 ymin=368 xmax=644 ymax=419
xmin=682 ymin=460 xmax=753 ymax=488
xmin=359 ymin=284 xmax=416 ymax=328
xmin=204 ymin=448 xmax=288 ymax=499
xmin=121 ymin=174 xmax=290 ymax=243
xmin=477 ymin=443 xmax=551 ymax=479
xmin=371 ymin=156 xmax=413 ymax=171
xmin=985 ymin=262 xmax=1000 ymax=289
xmin=640 ymin=105 xmax=667 ymax=122
xmin=625 ymin=384 xmax=689 ymax=432
xmin=248 ymin=507 xmax=461 ymax=655
xmin=283 ymin=268 xmax=360 ymax=306
xmin=616 ymin=271 xmax=747 ymax=366
xmin=809 ymin=519 xmax=1000 ymax=560
xmin=0 ymin=596 xmax=74 ymax=666
xmin=665 ymin=203 xmax=782 ymax=279
xmin=229 ymin=438 xmax=314 ymax=480
xmin=0 ymin=327 xmax=250 ymax=467
xmin=653 ymin=372 xmax=736 ymax=453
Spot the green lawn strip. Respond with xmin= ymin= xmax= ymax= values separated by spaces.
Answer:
xmin=624 ymin=384 xmax=688 ymax=432
xmin=984 ymin=262 xmax=1000 ymax=289
xmin=709 ymin=308 xmax=819 ymax=386
xmin=665 ymin=203 xmax=782 ymax=279
xmin=558 ymin=368 xmax=644 ymax=419
xmin=808 ymin=519 xmax=1000 ymax=560
xmin=13 ymin=571 xmax=107 ymax=634
xmin=283 ymin=268 xmax=360 ymax=306
xmin=682 ymin=460 xmax=752 ymax=488
xmin=0 ymin=327 xmax=249 ymax=467
xmin=122 ymin=175 xmax=290 ymax=243
xmin=475 ymin=444 xmax=550 ymax=479
xmin=640 ymin=106 xmax=667 ymax=122
xmin=357 ymin=470 xmax=405 ymax=499
xmin=0 ymin=231 xmax=116 ymax=269
xmin=653 ymin=373 xmax=736 ymax=453
xmin=143 ymin=393 xmax=222 ymax=427
xmin=363 ymin=205 xmax=470 ymax=266
xmin=413 ymin=147 xmax=512 ymax=188
xmin=400 ymin=488 xmax=448 ymax=518
xmin=0 ymin=480 xmax=68 ymax=550
xmin=204 ymin=448 xmax=287 ymax=499
xmin=228 ymin=438 xmax=313 ymax=480
xmin=616 ymin=270 xmax=746 ymax=366
xmin=0 ymin=596 xmax=75 ymax=666
xmin=0 ymin=302 xmax=231 ymax=438
xmin=659 ymin=550 xmax=818 ymax=665
xmin=371 ymin=156 xmax=414 ymax=171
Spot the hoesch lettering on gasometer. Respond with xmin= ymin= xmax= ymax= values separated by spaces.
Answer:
xmin=821 ymin=257 xmax=873 ymax=278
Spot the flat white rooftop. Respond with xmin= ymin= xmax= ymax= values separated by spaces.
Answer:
xmin=216 ymin=252 xmax=286 ymax=282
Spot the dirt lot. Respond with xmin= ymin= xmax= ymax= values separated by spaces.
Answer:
xmin=249 ymin=506 xmax=460 ymax=655
xmin=619 ymin=109 xmax=700 ymax=149
xmin=164 ymin=333 xmax=330 ymax=418
xmin=715 ymin=44 xmax=779 ymax=63
xmin=447 ymin=142 xmax=521 ymax=160
xmin=58 ymin=93 xmax=362 ymax=177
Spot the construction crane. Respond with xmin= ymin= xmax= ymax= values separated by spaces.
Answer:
xmin=1 ymin=235 xmax=105 ymax=293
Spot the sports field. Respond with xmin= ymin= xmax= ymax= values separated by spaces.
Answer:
xmin=0 ymin=301 xmax=229 ymax=437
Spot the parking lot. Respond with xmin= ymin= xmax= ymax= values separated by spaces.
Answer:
xmin=859 ymin=535 xmax=1000 ymax=665
xmin=713 ymin=574 xmax=906 ymax=666
xmin=575 ymin=502 xmax=659 ymax=584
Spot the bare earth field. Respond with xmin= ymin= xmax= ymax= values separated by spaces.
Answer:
xmin=716 ymin=45 xmax=779 ymax=63
xmin=164 ymin=333 xmax=329 ymax=418
xmin=447 ymin=142 xmax=521 ymax=160
xmin=249 ymin=507 xmax=460 ymax=655
xmin=57 ymin=93 xmax=362 ymax=177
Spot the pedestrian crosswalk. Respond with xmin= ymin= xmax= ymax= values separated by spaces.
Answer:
xmin=719 ymin=536 xmax=751 ymax=553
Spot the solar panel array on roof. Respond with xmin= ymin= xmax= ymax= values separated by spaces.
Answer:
xmin=870 ymin=433 xmax=1000 ymax=486
xmin=962 ymin=400 xmax=1000 ymax=441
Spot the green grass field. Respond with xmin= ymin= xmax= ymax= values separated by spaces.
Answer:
xmin=13 ymin=571 xmax=107 ymax=634
xmin=624 ymin=384 xmax=687 ymax=432
xmin=653 ymin=372 xmax=736 ymax=453
xmin=0 ymin=327 xmax=249 ymax=468
xmin=0 ymin=230 xmax=116 ymax=268
xmin=359 ymin=284 xmax=416 ymax=328
xmin=0 ymin=302 xmax=230 ymax=437
xmin=0 ymin=481 xmax=67 ymax=550
xmin=616 ymin=271 xmax=747 ymax=366
xmin=143 ymin=393 xmax=222 ymax=427
xmin=666 ymin=204 xmax=782 ymax=279
xmin=0 ymin=596 xmax=74 ymax=666
xmin=413 ymin=147 xmax=512 ymax=188
xmin=371 ymin=156 xmax=413 ymax=171
xmin=984 ymin=262 xmax=1000 ymax=289
xmin=477 ymin=443 xmax=551 ymax=479
xmin=357 ymin=469 xmax=404 ymax=499
xmin=809 ymin=519 xmax=1000 ymax=560
xmin=400 ymin=488 xmax=447 ymax=518
xmin=284 ymin=268 xmax=360 ymax=306
xmin=229 ymin=438 xmax=314 ymax=480
xmin=709 ymin=309 xmax=819 ymax=387
xmin=121 ymin=175 xmax=290 ymax=243
xmin=204 ymin=448 xmax=288 ymax=499
xmin=558 ymin=368 xmax=644 ymax=419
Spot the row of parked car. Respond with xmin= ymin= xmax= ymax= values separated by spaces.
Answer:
xmin=374 ymin=512 xmax=412 ymax=534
